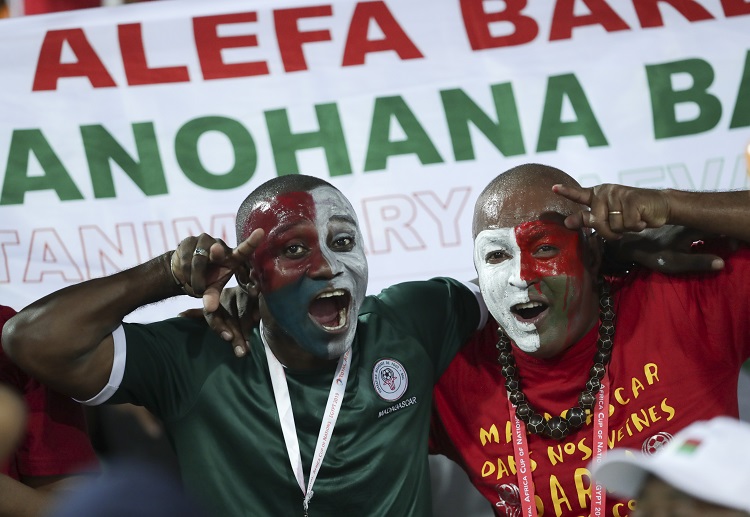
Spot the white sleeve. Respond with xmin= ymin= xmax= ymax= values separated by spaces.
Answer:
xmin=76 ymin=324 xmax=127 ymax=406
xmin=461 ymin=281 xmax=488 ymax=331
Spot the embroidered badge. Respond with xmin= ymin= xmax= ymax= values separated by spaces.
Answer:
xmin=372 ymin=358 xmax=408 ymax=401
xmin=642 ymin=431 xmax=673 ymax=455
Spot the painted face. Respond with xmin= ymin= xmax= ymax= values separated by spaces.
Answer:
xmin=474 ymin=220 xmax=595 ymax=358
xmin=246 ymin=186 xmax=368 ymax=359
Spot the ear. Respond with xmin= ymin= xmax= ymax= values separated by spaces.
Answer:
xmin=236 ymin=265 xmax=260 ymax=297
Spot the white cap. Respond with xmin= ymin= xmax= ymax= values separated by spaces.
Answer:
xmin=591 ymin=417 xmax=750 ymax=512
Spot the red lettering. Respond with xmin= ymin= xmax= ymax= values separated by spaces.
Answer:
xmin=721 ymin=0 xmax=750 ymax=16
xmin=632 ymin=0 xmax=713 ymax=28
xmin=32 ymin=29 xmax=116 ymax=91
xmin=342 ymin=1 xmax=423 ymax=66
xmin=119 ymin=23 xmax=189 ymax=86
xmin=460 ymin=0 xmax=538 ymax=50
xmin=274 ymin=6 xmax=333 ymax=73
xmin=193 ymin=12 xmax=269 ymax=80
xmin=549 ymin=0 xmax=629 ymax=41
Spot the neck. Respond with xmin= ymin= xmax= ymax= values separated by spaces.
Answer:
xmin=261 ymin=320 xmax=339 ymax=371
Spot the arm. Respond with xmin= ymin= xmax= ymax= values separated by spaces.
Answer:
xmin=2 ymin=231 xmax=262 ymax=401
xmin=553 ymin=184 xmax=750 ymax=243
xmin=0 ymin=475 xmax=87 ymax=517
xmin=2 ymin=253 xmax=178 ymax=400
xmin=0 ymin=474 xmax=52 ymax=517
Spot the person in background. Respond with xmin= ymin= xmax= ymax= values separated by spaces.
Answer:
xmin=0 ymin=305 xmax=99 ymax=517
xmin=592 ymin=416 xmax=750 ymax=517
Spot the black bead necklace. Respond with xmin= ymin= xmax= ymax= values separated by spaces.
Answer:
xmin=496 ymin=282 xmax=615 ymax=440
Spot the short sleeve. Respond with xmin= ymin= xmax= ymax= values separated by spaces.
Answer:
xmin=364 ymin=278 xmax=484 ymax=377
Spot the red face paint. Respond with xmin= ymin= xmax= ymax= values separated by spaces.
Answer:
xmin=514 ymin=220 xmax=586 ymax=284
xmin=245 ymin=191 xmax=330 ymax=294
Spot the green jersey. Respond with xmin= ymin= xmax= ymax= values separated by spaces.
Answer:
xmin=108 ymin=278 xmax=481 ymax=516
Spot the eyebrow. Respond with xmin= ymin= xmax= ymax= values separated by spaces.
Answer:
xmin=329 ymin=215 xmax=357 ymax=226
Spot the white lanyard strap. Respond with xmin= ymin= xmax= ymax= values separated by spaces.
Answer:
xmin=262 ymin=326 xmax=351 ymax=515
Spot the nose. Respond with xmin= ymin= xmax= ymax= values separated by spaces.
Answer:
xmin=308 ymin=248 xmax=342 ymax=279
xmin=508 ymin=276 xmax=528 ymax=290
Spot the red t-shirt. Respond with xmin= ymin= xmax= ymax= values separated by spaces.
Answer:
xmin=0 ymin=305 xmax=98 ymax=480
xmin=431 ymin=248 xmax=750 ymax=517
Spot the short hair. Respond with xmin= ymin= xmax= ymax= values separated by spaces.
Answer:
xmin=473 ymin=163 xmax=583 ymax=236
xmin=235 ymin=175 xmax=336 ymax=242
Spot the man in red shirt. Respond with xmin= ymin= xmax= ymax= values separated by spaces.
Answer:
xmin=430 ymin=164 xmax=750 ymax=517
xmin=0 ymin=305 xmax=98 ymax=517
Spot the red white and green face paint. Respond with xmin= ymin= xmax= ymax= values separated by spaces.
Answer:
xmin=474 ymin=220 xmax=590 ymax=357
xmin=245 ymin=186 xmax=368 ymax=360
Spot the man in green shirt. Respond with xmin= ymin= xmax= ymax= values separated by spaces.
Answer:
xmin=3 ymin=174 xmax=485 ymax=516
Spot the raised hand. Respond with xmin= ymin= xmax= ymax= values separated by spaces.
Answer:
xmin=170 ymin=229 xmax=264 ymax=313
xmin=552 ymin=183 xmax=670 ymax=240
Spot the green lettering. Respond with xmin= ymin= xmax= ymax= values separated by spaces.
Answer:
xmin=441 ymin=82 xmax=525 ymax=160
xmin=175 ymin=116 xmax=256 ymax=189
xmin=1 ymin=129 xmax=82 ymax=205
xmin=265 ymin=103 xmax=352 ymax=177
xmin=537 ymin=73 xmax=608 ymax=152
xmin=81 ymin=122 xmax=167 ymax=198
xmin=364 ymin=95 xmax=443 ymax=171
xmin=646 ymin=58 xmax=721 ymax=139
xmin=730 ymin=50 xmax=750 ymax=129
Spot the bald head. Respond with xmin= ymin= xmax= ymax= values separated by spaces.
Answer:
xmin=473 ymin=164 xmax=585 ymax=237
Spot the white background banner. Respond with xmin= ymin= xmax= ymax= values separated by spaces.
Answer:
xmin=1 ymin=0 xmax=748 ymax=322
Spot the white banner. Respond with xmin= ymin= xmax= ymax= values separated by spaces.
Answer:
xmin=1 ymin=0 xmax=749 ymax=322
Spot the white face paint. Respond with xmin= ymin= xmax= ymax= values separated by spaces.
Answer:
xmin=473 ymin=228 xmax=540 ymax=353
xmin=310 ymin=186 xmax=369 ymax=357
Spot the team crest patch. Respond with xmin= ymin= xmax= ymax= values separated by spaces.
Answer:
xmin=372 ymin=359 xmax=408 ymax=401
xmin=642 ymin=431 xmax=673 ymax=455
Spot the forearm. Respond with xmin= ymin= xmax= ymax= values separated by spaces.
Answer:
xmin=0 ymin=475 xmax=53 ymax=517
xmin=667 ymin=189 xmax=750 ymax=242
xmin=2 ymin=252 xmax=181 ymax=399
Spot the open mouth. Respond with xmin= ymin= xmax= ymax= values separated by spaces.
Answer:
xmin=308 ymin=289 xmax=351 ymax=331
xmin=511 ymin=301 xmax=548 ymax=322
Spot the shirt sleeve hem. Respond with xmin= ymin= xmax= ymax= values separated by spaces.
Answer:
xmin=76 ymin=325 xmax=126 ymax=406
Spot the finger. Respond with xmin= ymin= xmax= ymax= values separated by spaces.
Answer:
xmin=563 ymin=211 xmax=588 ymax=230
xmin=190 ymin=234 xmax=217 ymax=294
xmin=174 ymin=237 xmax=199 ymax=292
xmin=607 ymin=207 xmax=626 ymax=234
xmin=552 ymin=184 xmax=594 ymax=206
xmin=587 ymin=210 xmax=621 ymax=241
xmin=202 ymin=273 xmax=234 ymax=313
xmin=233 ymin=229 xmax=265 ymax=263
xmin=204 ymin=308 xmax=250 ymax=358
xmin=178 ymin=308 xmax=205 ymax=320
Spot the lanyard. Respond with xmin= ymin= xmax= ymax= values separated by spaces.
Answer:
xmin=508 ymin=374 xmax=610 ymax=517
xmin=262 ymin=327 xmax=351 ymax=516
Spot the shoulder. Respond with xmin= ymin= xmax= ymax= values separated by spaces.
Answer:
xmin=361 ymin=278 xmax=474 ymax=313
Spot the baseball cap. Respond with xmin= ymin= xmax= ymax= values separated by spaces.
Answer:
xmin=591 ymin=416 xmax=750 ymax=512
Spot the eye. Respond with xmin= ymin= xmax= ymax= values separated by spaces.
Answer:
xmin=331 ymin=235 xmax=355 ymax=252
xmin=283 ymin=243 xmax=308 ymax=259
xmin=534 ymin=244 xmax=559 ymax=258
xmin=485 ymin=250 xmax=511 ymax=264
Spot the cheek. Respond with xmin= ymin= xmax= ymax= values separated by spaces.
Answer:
xmin=478 ymin=262 xmax=514 ymax=296
xmin=255 ymin=249 xmax=306 ymax=293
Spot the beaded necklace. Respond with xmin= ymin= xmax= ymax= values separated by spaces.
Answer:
xmin=495 ymin=282 xmax=615 ymax=440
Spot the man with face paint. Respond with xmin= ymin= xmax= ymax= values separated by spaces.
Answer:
xmin=430 ymin=163 xmax=750 ymax=517
xmin=3 ymin=175 xmax=486 ymax=517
